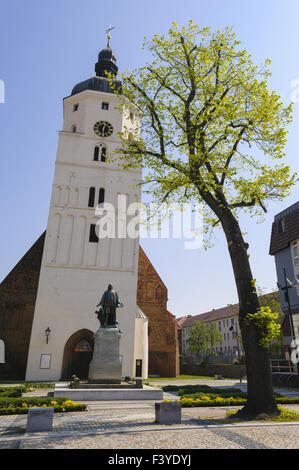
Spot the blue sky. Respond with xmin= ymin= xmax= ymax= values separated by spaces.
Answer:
xmin=0 ymin=0 xmax=299 ymax=317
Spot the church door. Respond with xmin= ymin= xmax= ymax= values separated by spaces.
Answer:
xmin=61 ymin=329 xmax=94 ymax=380
xmin=70 ymin=340 xmax=93 ymax=379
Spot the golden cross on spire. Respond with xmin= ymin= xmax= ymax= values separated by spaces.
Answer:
xmin=106 ymin=24 xmax=115 ymax=47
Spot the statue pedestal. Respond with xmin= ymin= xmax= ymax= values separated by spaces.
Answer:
xmin=88 ymin=327 xmax=122 ymax=384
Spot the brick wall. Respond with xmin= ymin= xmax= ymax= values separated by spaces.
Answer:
xmin=137 ymin=247 xmax=180 ymax=377
xmin=0 ymin=232 xmax=45 ymax=379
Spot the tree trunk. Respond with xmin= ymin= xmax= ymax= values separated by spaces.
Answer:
xmin=219 ymin=208 xmax=279 ymax=418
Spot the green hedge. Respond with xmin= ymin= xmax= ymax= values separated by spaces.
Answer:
xmin=0 ymin=386 xmax=87 ymax=415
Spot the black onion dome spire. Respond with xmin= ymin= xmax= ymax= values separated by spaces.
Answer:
xmin=71 ymin=39 xmax=121 ymax=97
xmin=95 ymin=44 xmax=118 ymax=77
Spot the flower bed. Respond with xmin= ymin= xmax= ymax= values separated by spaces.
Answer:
xmin=0 ymin=400 xmax=87 ymax=415
xmin=165 ymin=396 xmax=299 ymax=407
xmin=0 ymin=395 xmax=87 ymax=415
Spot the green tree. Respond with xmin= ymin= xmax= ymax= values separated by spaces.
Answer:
xmin=187 ymin=321 xmax=222 ymax=357
xmin=111 ymin=22 xmax=297 ymax=418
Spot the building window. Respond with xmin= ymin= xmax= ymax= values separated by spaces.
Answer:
xmin=0 ymin=340 xmax=5 ymax=364
xmin=73 ymin=103 xmax=79 ymax=112
xmin=278 ymin=218 xmax=286 ymax=234
xmin=101 ymin=147 xmax=106 ymax=162
xmin=102 ymin=102 xmax=109 ymax=110
xmin=74 ymin=340 xmax=92 ymax=352
xmin=94 ymin=146 xmax=99 ymax=161
xmin=71 ymin=125 xmax=76 ymax=133
xmin=98 ymin=188 xmax=105 ymax=205
xmin=129 ymin=110 xmax=134 ymax=121
xmin=88 ymin=187 xmax=95 ymax=207
xmin=291 ymin=240 xmax=299 ymax=266
xmin=89 ymin=224 xmax=99 ymax=243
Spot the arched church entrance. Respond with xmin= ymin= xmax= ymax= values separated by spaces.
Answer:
xmin=61 ymin=329 xmax=94 ymax=380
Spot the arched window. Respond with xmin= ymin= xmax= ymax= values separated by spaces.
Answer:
xmin=0 ymin=340 xmax=5 ymax=364
xmin=94 ymin=146 xmax=99 ymax=161
xmin=71 ymin=125 xmax=76 ymax=133
xmin=101 ymin=147 xmax=106 ymax=162
xmin=74 ymin=340 xmax=92 ymax=352
xmin=88 ymin=187 xmax=95 ymax=207
xmin=98 ymin=188 xmax=105 ymax=205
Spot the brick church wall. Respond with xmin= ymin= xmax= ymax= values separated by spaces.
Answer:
xmin=137 ymin=247 xmax=180 ymax=377
xmin=0 ymin=233 xmax=45 ymax=379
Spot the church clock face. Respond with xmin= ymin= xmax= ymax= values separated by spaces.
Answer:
xmin=93 ymin=121 xmax=113 ymax=137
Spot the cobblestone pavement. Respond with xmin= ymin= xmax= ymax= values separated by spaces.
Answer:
xmin=1 ymin=403 xmax=299 ymax=449
xmin=1 ymin=380 xmax=299 ymax=450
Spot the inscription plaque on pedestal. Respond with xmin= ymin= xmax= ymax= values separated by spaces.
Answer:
xmin=88 ymin=327 xmax=122 ymax=384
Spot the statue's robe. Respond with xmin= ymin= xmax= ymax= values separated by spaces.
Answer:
xmin=99 ymin=289 xmax=120 ymax=325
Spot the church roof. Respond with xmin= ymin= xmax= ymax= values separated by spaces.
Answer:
xmin=71 ymin=41 xmax=122 ymax=97
xmin=71 ymin=76 xmax=122 ymax=96
xmin=136 ymin=306 xmax=148 ymax=319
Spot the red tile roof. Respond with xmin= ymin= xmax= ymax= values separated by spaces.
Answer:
xmin=176 ymin=304 xmax=239 ymax=328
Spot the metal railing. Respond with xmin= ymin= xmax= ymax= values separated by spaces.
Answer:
xmin=270 ymin=358 xmax=296 ymax=374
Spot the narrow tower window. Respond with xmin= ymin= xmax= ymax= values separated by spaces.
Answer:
xmin=98 ymin=188 xmax=105 ymax=205
xmin=88 ymin=187 xmax=95 ymax=207
xmin=73 ymin=103 xmax=79 ymax=112
xmin=94 ymin=146 xmax=99 ymax=161
xmin=71 ymin=125 xmax=77 ymax=133
xmin=89 ymin=224 xmax=99 ymax=243
xmin=101 ymin=147 xmax=106 ymax=162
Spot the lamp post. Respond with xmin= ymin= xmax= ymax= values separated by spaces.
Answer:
xmin=277 ymin=268 xmax=299 ymax=374
xmin=229 ymin=323 xmax=242 ymax=384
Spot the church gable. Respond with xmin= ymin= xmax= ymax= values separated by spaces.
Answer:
xmin=137 ymin=246 xmax=167 ymax=307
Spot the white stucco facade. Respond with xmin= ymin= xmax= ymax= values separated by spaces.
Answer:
xmin=25 ymin=85 xmax=147 ymax=381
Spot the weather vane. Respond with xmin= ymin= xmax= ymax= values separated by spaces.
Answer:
xmin=106 ymin=24 xmax=115 ymax=47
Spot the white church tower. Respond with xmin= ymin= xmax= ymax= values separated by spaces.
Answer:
xmin=25 ymin=35 xmax=148 ymax=381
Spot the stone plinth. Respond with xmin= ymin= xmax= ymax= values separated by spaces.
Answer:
xmin=155 ymin=402 xmax=181 ymax=424
xmin=27 ymin=407 xmax=54 ymax=432
xmin=88 ymin=327 xmax=122 ymax=384
xmin=54 ymin=383 xmax=163 ymax=401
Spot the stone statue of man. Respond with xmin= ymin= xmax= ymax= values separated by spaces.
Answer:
xmin=95 ymin=284 xmax=123 ymax=327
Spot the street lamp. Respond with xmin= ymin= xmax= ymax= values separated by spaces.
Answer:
xmin=45 ymin=327 xmax=51 ymax=344
xmin=229 ymin=324 xmax=243 ymax=384
xmin=277 ymin=268 xmax=299 ymax=374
